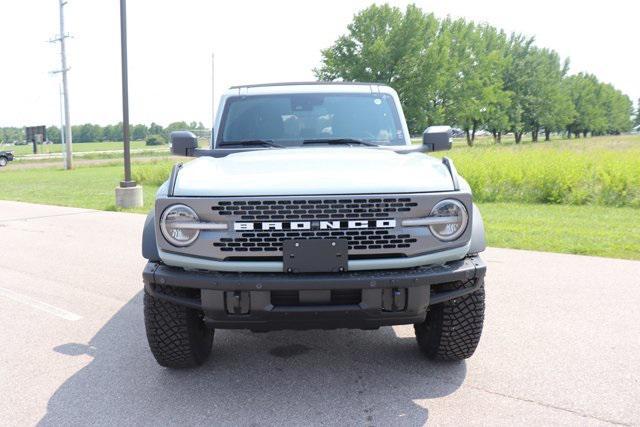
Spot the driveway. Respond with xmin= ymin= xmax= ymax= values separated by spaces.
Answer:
xmin=0 ymin=201 xmax=638 ymax=426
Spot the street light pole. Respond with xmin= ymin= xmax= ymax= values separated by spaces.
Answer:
xmin=115 ymin=0 xmax=143 ymax=208
xmin=119 ymin=0 xmax=133 ymax=187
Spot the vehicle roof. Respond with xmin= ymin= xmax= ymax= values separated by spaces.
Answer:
xmin=223 ymin=81 xmax=395 ymax=96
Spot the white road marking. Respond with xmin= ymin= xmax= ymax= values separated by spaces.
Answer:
xmin=0 ymin=286 xmax=82 ymax=321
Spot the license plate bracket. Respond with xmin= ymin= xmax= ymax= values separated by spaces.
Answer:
xmin=283 ymin=239 xmax=348 ymax=273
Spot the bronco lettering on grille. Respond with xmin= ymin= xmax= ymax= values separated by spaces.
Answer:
xmin=233 ymin=219 xmax=396 ymax=231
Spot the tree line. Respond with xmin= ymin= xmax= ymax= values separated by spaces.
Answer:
xmin=0 ymin=121 xmax=206 ymax=144
xmin=315 ymin=4 xmax=636 ymax=145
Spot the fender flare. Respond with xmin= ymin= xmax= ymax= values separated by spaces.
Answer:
xmin=469 ymin=203 xmax=486 ymax=254
xmin=142 ymin=210 xmax=161 ymax=262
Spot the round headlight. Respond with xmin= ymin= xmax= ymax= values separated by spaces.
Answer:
xmin=160 ymin=204 xmax=200 ymax=247
xmin=429 ymin=199 xmax=468 ymax=241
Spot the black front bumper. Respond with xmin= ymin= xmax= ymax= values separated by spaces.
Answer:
xmin=143 ymin=256 xmax=485 ymax=331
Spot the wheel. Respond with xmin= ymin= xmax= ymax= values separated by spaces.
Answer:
xmin=144 ymin=285 xmax=214 ymax=368
xmin=0 ymin=157 xmax=7 ymax=167
xmin=414 ymin=280 xmax=485 ymax=361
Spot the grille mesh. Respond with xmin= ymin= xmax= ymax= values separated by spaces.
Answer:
xmin=212 ymin=197 xmax=417 ymax=221
xmin=213 ymin=229 xmax=417 ymax=253
xmin=210 ymin=196 xmax=423 ymax=257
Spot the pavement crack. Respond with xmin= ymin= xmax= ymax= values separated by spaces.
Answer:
xmin=464 ymin=384 xmax=631 ymax=426
xmin=0 ymin=210 xmax=100 ymax=223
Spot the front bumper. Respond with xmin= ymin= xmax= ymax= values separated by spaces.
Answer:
xmin=142 ymin=255 xmax=485 ymax=331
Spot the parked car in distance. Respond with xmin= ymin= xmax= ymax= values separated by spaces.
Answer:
xmin=0 ymin=150 xmax=14 ymax=167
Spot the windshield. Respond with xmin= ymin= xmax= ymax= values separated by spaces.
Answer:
xmin=219 ymin=93 xmax=405 ymax=146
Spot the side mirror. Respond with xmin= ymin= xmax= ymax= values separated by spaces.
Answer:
xmin=422 ymin=126 xmax=452 ymax=152
xmin=170 ymin=131 xmax=198 ymax=156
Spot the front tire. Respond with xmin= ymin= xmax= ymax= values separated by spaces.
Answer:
xmin=0 ymin=157 xmax=7 ymax=167
xmin=414 ymin=280 xmax=485 ymax=361
xmin=144 ymin=286 xmax=214 ymax=368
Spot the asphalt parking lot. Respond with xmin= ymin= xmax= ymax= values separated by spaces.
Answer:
xmin=0 ymin=200 xmax=639 ymax=426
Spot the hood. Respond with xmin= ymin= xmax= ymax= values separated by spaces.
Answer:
xmin=172 ymin=147 xmax=454 ymax=197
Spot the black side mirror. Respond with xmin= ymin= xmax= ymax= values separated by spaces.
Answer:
xmin=422 ymin=126 xmax=452 ymax=152
xmin=170 ymin=131 xmax=198 ymax=156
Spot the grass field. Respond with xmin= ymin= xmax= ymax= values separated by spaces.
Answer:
xmin=1 ymin=134 xmax=639 ymax=259
xmin=0 ymin=163 xmax=159 ymax=212
xmin=444 ymin=134 xmax=640 ymax=208
xmin=480 ymin=203 xmax=640 ymax=259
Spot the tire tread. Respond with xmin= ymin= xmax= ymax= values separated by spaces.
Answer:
xmin=144 ymin=285 xmax=213 ymax=368
xmin=415 ymin=279 xmax=485 ymax=361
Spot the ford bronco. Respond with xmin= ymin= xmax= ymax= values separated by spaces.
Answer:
xmin=142 ymin=82 xmax=486 ymax=368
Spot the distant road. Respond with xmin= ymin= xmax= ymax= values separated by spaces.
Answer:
xmin=1 ymin=155 xmax=173 ymax=170
xmin=0 ymin=201 xmax=639 ymax=425
xmin=15 ymin=147 xmax=165 ymax=160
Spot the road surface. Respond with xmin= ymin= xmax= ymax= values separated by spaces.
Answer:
xmin=0 ymin=201 xmax=638 ymax=426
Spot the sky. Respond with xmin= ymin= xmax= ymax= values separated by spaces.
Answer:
xmin=0 ymin=0 xmax=638 ymax=128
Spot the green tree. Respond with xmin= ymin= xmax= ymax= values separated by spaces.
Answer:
xmin=131 ymin=124 xmax=148 ymax=141
xmin=0 ymin=127 xmax=23 ymax=144
xmin=315 ymin=4 xmax=633 ymax=142
xmin=441 ymin=21 xmax=510 ymax=145
xmin=502 ymin=39 xmax=572 ymax=142
xmin=596 ymin=84 xmax=633 ymax=134
xmin=527 ymin=50 xmax=574 ymax=141
xmin=46 ymin=126 xmax=61 ymax=144
xmin=315 ymin=4 xmax=423 ymax=84
xmin=165 ymin=121 xmax=190 ymax=134
xmin=565 ymin=73 xmax=602 ymax=138
xmin=72 ymin=123 xmax=103 ymax=143
xmin=103 ymin=123 xmax=123 ymax=141
xmin=149 ymin=122 xmax=164 ymax=135
xmin=315 ymin=4 xmax=434 ymax=133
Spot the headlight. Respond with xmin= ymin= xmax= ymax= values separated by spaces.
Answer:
xmin=428 ymin=199 xmax=468 ymax=241
xmin=160 ymin=204 xmax=200 ymax=247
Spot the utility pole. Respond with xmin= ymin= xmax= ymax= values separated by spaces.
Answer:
xmin=59 ymin=84 xmax=66 ymax=153
xmin=119 ymin=0 xmax=133 ymax=186
xmin=51 ymin=0 xmax=73 ymax=169
xmin=114 ymin=0 xmax=143 ymax=208
xmin=211 ymin=52 xmax=215 ymax=146
xmin=211 ymin=52 xmax=216 ymax=124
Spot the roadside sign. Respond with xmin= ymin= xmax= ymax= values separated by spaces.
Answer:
xmin=25 ymin=126 xmax=46 ymax=154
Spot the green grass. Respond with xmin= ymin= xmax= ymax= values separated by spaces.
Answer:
xmin=479 ymin=202 xmax=640 ymax=260
xmin=0 ymin=163 xmax=158 ymax=213
xmin=443 ymin=134 xmax=640 ymax=208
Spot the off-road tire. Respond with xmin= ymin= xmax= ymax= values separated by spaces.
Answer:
xmin=0 ymin=157 xmax=7 ymax=167
xmin=414 ymin=280 xmax=485 ymax=361
xmin=144 ymin=285 xmax=214 ymax=368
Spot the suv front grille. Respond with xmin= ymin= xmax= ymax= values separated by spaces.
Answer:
xmin=213 ymin=229 xmax=417 ymax=253
xmin=212 ymin=197 xmax=417 ymax=221
xmin=156 ymin=192 xmax=473 ymax=262
xmin=200 ymin=194 xmax=445 ymax=260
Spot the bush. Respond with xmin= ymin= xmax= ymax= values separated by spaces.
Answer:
xmin=446 ymin=137 xmax=640 ymax=208
xmin=145 ymin=134 xmax=167 ymax=146
xmin=133 ymin=160 xmax=174 ymax=186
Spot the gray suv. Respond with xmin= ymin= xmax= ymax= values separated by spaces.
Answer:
xmin=142 ymin=82 xmax=486 ymax=368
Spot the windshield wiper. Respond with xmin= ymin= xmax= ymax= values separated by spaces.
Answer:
xmin=302 ymin=138 xmax=378 ymax=147
xmin=220 ymin=139 xmax=284 ymax=148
